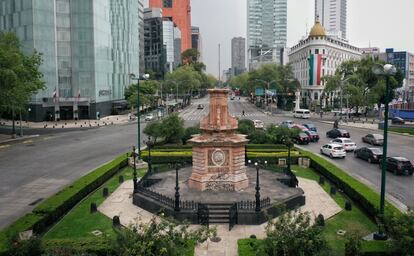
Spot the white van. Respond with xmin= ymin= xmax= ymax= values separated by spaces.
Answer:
xmin=293 ymin=109 xmax=311 ymax=119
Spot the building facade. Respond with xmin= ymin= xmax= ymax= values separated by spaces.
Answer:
xmin=0 ymin=0 xmax=139 ymax=121
xmin=149 ymin=0 xmax=191 ymax=53
xmin=138 ymin=0 xmax=145 ymax=75
xmin=315 ymin=0 xmax=347 ymax=39
xmin=231 ymin=37 xmax=246 ymax=76
xmin=247 ymin=0 xmax=287 ymax=70
xmin=144 ymin=8 xmax=166 ymax=79
xmin=288 ymin=19 xmax=361 ymax=109
xmin=162 ymin=20 xmax=181 ymax=72
xmin=191 ymin=26 xmax=202 ymax=61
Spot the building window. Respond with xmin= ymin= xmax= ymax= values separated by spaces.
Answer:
xmin=163 ymin=0 xmax=172 ymax=8
xmin=314 ymin=92 xmax=319 ymax=100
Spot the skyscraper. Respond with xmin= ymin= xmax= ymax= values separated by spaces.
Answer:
xmin=315 ymin=0 xmax=347 ymax=39
xmin=0 ymin=0 xmax=139 ymax=121
xmin=231 ymin=37 xmax=246 ymax=76
xmin=191 ymin=26 xmax=203 ymax=61
xmin=247 ymin=0 xmax=287 ymax=70
xmin=149 ymin=0 xmax=191 ymax=53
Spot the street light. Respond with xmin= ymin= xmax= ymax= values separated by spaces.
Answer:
xmin=372 ymin=63 xmax=397 ymax=241
xmin=129 ymin=73 xmax=150 ymax=159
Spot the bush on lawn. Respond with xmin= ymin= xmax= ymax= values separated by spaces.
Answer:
xmin=43 ymin=238 xmax=113 ymax=256
xmin=384 ymin=210 xmax=414 ymax=256
xmin=238 ymin=119 xmax=255 ymax=135
xmin=32 ymin=154 xmax=128 ymax=228
xmin=182 ymin=126 xmax=200 ymax=145
xmin=248 ymin=130 xmax=267 ymax=144
xmin=300 ymin=150 xmax=400 ymax=219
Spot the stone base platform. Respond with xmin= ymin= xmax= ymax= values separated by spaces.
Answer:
xmin=133 ymin=167 xmax=305 ymax=225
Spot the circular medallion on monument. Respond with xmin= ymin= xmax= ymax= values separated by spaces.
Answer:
xmin=212 ymin=149 xmax=226 ymax=166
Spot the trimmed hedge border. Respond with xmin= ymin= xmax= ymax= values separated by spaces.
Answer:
xmin=300 ymin=150 xmax=401 ymax=218
xmin=0 ymin=153 xmax=129 ymax=254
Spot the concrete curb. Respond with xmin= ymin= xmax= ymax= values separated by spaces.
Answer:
xmin=0 ymin=134 xmax=40 ymax=146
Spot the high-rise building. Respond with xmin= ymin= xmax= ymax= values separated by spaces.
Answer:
xmin=144 ymin=8 xmax=166 ymax=79
xmin=139 ymin=0 xmax=145 ymax=75
xmin=191 ymin=26 xmax=203 ymax=61
xmin=0 ymin=0 xmax=139 ymax=121
xmin=247 ymin=0 xmax=287 ymax=70
xmin=163 ymin=20 xmax=181 ymax=72
xmin=315 ymin=0 xmax=347 ymax=39
xmin=149 ymin=0 xmax=191 ymax=53
xmin=231 ymin=37 xmax=246 ymax=76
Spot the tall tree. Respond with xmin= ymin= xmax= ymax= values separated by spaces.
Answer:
xmin=0 ymin=32 xmax=45 ymax=135
xmin=125 ymin=80 xmax=159 ymax=109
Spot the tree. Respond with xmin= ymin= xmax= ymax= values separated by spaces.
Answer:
xmin=182 ymin=126 xmax=200 ymax=144
xmin=125 ymin=80 xmax=159 ymax=110
xmin=143 ymin=121 xmax=163 ymax=144
xmin=0 ymin=32 xmax=45 ymax=134
xmin=160 ymin=113 xmax=185 ymax=144
xmin=265 ymin=125 xmax=300 ymax=144
xmin=385 ymin=211 xmax=414 ymax=255
xmin=164 ymin=66 xmax=202 ymax=96
xmin=344 ymin=231 xmax=362 ymax=256
xmin=248 ymin=130 xmax=267 ymax=144
xmin=237 ymin=119 xmax=255 ymax=136
xmin=229 ymin=73 xmax=249 ymax=95
xmin=181 ymin=48 xmax=200 ymax=65
xmin=112 ymin=216 xmax=216 ymax=256
xmin=262 ymin=210 xmax=328 ymax=256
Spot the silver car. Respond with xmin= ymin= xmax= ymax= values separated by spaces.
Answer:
xmin=362 ymin=133 xmax=384 ymax=146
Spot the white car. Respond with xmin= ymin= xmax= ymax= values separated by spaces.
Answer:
xmin=330 ymin=138 xmax=357 ymax=152
xmin=144 ymin=113 xmax=154 ymax=121
xmin=320 ymin=143 xmax=346 ymax=159
xmin=253 ymin=120 xmax=264 ymax=129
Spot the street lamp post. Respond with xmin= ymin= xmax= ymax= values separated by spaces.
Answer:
xmin=129 ymin=73 xmax=150 ymax=159
xmin=132 ymin=146 xmax=137 ymax=193
xmin=174 ymin=164 xmax=180 ymax=212
xmin=254 ymin=162 xmax=261 ymax=212
xmin=372 ymin=64 xmax=397 ymax=240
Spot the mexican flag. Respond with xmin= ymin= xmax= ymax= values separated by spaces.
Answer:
xmin=309 ymin=54 xmax=322 ymax=86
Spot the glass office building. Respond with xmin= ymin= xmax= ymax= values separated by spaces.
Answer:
xmin=247 ymin=0 xmax=287 ymax=70
xmin=0 ymin=0 xmax=139 ymax=121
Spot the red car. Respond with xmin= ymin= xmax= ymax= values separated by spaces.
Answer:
xmin=304 ymin=130 xmax=320 ymax=142
xmin=292 ymin=132 xmax=310 ymax=145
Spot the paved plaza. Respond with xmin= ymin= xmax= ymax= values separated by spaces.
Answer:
xmin=99 ymin=174 xmax=342 ymax=256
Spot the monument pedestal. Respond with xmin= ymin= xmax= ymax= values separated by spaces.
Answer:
xmin=188 ymin=89 xmax=249 ymax=192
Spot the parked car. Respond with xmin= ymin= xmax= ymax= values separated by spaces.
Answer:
xmin=320 ymin=143 xmax=346 ymax=159
xmin=291 ymin=124 xmax=308 ymax=131
xmin=253 ymin=120 xmax=264 ymax=129
xmin=304 ymin=130 xmax=320 ymax=142
xmin=354 ymin=147 xmax=383 ymax=163
xmin=293 ymin=132 xmax=310 ymax=145
xmin=326 ymin=128 xmax=350 ymax=139
xmin=362 ymin=133 xmax=384 ymax=146
xmin=197 ymin=104 xmax=204 ymax=109
xmin=145 ymin=113 xmax=154 ymax=121
xmin=330 ymin=138 xmax=357 ymax=151
xmin=380 ymin=157 xmax=414 ymax=176
xmin=391 ymin=117 xmax=405 ymax=124
xmin=280 ymin=120 xmax=294 ymax=128
xmin=303 ymin=123 xmax=317 ymax=132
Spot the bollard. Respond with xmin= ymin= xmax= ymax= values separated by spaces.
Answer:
xmin=316 ymin=214 xmax=325 ymax=226
xmin=112 ymin=216 xmax=121 ymax=227
xmin=103 ymin=187 xmax=109 ymax=197
xmin=90 ymin=202 xmax=97 ymax=213
xmin=119 ymin=175 xmax=124 ymax=183
xmin=319 ymin=176 xmax=325 ymax=185
xmin=330 ymin=186 xmax=337 ymax=195
xmin=345 ymin=201 xmax=352 ymax=211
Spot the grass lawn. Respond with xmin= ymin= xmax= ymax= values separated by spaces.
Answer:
xmin=43 ymin=166 xmax=145 ymax=240
xmin=238 ymin=165 xmax=387 ymax=256
xmin=389 ymin=126 xmax=414 ymax=135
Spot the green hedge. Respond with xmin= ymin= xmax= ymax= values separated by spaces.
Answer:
xmin=43 ymin=238 xmax=113 ymax=256
xmin=247 ymin=144 xmax=288 ymax=150
xmin=300 ymin=150 xmax=401 ymax=219
xmin=152 ymin=144 xmax=288 ymax=151
xmin=33 ymin=154 xmax=128 ymax=227
xmin=0 ymin=153 xmax=128 ymax=255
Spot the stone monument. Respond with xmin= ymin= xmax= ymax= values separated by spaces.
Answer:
xmin=188 ymin=89 xmax=249 ymax=191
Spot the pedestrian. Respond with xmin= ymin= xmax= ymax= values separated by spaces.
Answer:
xmin=320 ymin=111 xmax=323 ymax=119
xmin=242 ymin=110 xmax=245 ymax=116
xmin=128 ymin=113 xmax=131 ymax=121
xmin=333 ymin=119 xmax=339 ymax=129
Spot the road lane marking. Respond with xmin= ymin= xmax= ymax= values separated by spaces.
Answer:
xmin=0 ymin=144 xmax=10 ymax=149
xmin=22 ymin=139 xmax=33 ymax=144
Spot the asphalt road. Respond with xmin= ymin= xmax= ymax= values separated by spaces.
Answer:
xmin=0 ymin=96 xmax=413 ymax=230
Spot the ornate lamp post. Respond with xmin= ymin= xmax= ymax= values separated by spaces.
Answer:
xmin=174 ymin=164 xmax=180 ymax=212
xmin=129 ymin=73 xmax=150 ymax=160
xmin=255 ymin=162 xmax=261 ymax=212
xmin=372 ymin=63 xmax=397 ymax=240
xmin=132 ymin=146 xmax=137 ymax=193
xmin=145 ymin=136 xmax=153 ymax=174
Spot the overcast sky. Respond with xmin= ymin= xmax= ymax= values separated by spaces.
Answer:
xmin=145 ymin=0 xmax=414 ymax=78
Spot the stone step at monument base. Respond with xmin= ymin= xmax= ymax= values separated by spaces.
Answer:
xmin=205 ymin=203 xmax=233 ymax=224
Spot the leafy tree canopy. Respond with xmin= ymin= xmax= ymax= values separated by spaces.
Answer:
xmin=0 ymin=32 xmax=45 ymax=112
